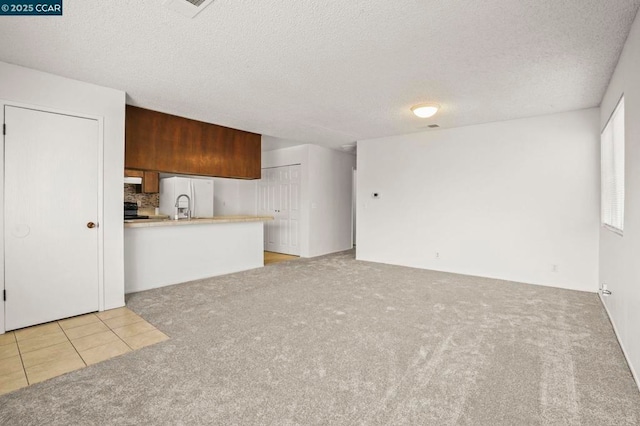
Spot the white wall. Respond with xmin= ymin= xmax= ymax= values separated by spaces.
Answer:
xmin=212 ymin=177 xmax=257 ymax=216
xmin=262 ymin=142 xmax=356 ymax=257
xmin=357 ymin=109 xmax=600 ymax=292
xmin=352 ymin=170 xmax=357 ymax=245
xmin=599 ymin=10 xmax=640 ymax=386
xmin=237 ymin=179 xmax=258 ymax=215
xmin=0 ymin=61 xmax=126 ymax=333
xmin=307 ymin=144 xmax=356 ymax=257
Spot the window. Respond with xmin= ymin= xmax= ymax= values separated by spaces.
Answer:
xmin=601 ymin=96 xmax=625 ymax=234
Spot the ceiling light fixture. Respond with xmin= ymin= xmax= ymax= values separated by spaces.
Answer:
xmin=411 ymin=103 xmax=440 ymax=118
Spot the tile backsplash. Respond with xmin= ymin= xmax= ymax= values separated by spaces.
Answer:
xmin=124 ymin=184 xmax=159 ymax=208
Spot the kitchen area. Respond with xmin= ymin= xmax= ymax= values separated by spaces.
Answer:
xmin=0 ymin=60 xmax=355 ymax=337
xmin=122 ymin=106 xmax=273 ymax=293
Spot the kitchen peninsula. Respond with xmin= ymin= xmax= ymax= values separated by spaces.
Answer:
xmin=124 ymin=216 xmax=273 ymax=293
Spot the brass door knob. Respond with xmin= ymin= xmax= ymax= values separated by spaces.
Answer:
xmin=87 ymin=222 xmax=96 ymax=229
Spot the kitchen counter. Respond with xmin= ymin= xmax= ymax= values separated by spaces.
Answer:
xmin=124 ymin=215 xmax=273 ymax=228
xmin=124 ymin=215 xmax=272 ymax=293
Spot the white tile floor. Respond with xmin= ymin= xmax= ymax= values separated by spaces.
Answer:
xmin=0 ymin=307 xmax=168 ymax=396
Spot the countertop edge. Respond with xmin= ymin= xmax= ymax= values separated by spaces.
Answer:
xmin=124 ymin=216 xmax=274 ymax=228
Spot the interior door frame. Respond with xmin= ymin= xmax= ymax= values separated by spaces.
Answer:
xmin=352 ymin=167 xmax=357 ymax=248
xmin=0 ymin=100 xmax=105 ymax=334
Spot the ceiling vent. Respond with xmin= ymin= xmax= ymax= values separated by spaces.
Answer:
xmin=163 ymin=0 xmax=214 ymax=18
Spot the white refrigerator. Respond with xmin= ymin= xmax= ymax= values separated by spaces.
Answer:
xmin=159 ymin=176 xmax=215 ymax=218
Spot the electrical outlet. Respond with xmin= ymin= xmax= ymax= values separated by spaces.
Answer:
xmin=435 ymin=252 xmax=440 ymax=259
xmin=552 ymin=264 xmax=558 ymax=273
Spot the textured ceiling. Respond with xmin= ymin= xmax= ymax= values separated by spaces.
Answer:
xmin=0 ymin=0 xmax=639 ymax=149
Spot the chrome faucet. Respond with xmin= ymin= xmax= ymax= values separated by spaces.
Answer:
xmin=175 ymin=194 xmax=191 ymax=220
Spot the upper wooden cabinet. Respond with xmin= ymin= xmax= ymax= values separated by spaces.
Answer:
xmin=124 ymin=169 xmax=159 ymax=193
xmin=125 ymin=106 xmax=261 ymax=179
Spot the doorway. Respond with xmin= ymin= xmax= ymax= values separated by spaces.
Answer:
xmin=258 ymin=165 xmax=301 ymax=255
xmin=3 ymin=105 xmax=101 ymax=331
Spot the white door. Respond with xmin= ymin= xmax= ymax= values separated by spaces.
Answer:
xmin=4 ymin=106 xmax=100 ymax=331
xmin=257 ymin=169 xmax=272 ymax=248
xmin=259 ymin=165 xmax=300 ymax=255
xmin=261 ymin=168 xmax=278 ymax=251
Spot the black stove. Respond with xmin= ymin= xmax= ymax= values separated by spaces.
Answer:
xmin=124 ymin=202 xmax=149 ymax=220
xmin=124 ymin=215 xmax=150 ymax=220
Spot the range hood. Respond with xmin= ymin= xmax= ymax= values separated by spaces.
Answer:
xmin=124 ymin=177 xmax=142 ymax=185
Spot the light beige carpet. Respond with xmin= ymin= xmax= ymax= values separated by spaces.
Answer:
xmin=1 ymin=250 xmax=639 ymax=425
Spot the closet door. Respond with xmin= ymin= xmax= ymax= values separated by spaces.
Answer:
xmin=259 ymin=165 xmax=300 ymax=255
xmin=257 ymin=170 xmax=270 ymax=223
xmin=4 ymin=106 xmax=100 ymax=330
xmin=274 ymin=167 xmax=291 ymax=253
xmin=267 ymin=169 xmax=279 ymax=252
xmin=258 ymin=168 xmax=276 ymax=252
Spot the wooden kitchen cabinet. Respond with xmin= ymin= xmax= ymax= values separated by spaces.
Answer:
xmin=142 ymin=171 xmax=159 ymax=193
xmin=125 ymin=169 xmax=159 ymax=193
xmin=125 ymin=106 xmax=261 ymax=179
xmin=124 ymin=169 xmax=143 ymax=178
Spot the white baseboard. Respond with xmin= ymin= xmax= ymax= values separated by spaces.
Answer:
xmin=598 ymin=293 xmax=640 ymax=392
